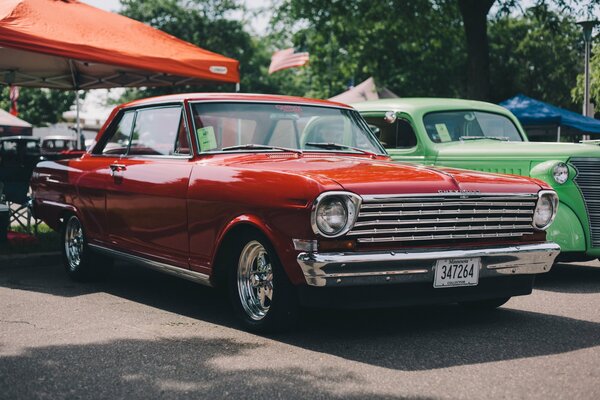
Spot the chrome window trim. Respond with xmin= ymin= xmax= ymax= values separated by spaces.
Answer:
xmin=88 ymin=244 xmax=213 ymax=287
xmin=91 ymin=102 xmax=194 ymax=159
xmin=188 ymin=100 xmax=386 ymax=156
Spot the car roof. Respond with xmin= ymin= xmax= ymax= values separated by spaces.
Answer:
xmin=0 ymin=135 xmax=40 ymax=141
xmin=352 ymin=98 xmax=511 ymax=115
xmin=120 ymin=92 xmax=353 ymax=110
xmin=42 ymin=135 xmax=77 ymax=141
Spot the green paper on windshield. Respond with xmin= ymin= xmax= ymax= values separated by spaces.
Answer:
xmin=197 ymin=126 xmax=217 ymax=151
xmin=435 ymin=123 xmax=452 ymax=142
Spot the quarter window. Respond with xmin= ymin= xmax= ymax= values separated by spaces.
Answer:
xmin=100 ymin=111 xmax=135 ymax=155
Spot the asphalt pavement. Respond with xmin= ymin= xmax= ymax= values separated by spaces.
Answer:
xmin=0 ymin=258 xmax=599 ymax=399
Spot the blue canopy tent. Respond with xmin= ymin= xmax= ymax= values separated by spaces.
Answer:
xmin=500 ymin=94 xmax=600 ymax=142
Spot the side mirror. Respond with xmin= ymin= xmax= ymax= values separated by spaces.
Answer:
xmin=384 ymin=111 xmax=397 ymax=124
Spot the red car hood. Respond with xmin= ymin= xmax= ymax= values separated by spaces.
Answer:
xmin=220 ymin=154 xmax=545 ymax=196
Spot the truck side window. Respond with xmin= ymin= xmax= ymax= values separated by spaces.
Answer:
xmin=364 ymin=117 xmax=417 ymax=149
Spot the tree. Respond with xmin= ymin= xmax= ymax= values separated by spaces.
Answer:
xmin=117 ymin=0 xmax=302 ymax=100
xmin=457 ymin=0 xmax=600 ymax=101
xmin=489 ymin=5 xmax=582 ymax=108
xmin=0 ymin=87 xmax=76 ymax=127
xmin=274 ymin=0 xmax=466 ymax=98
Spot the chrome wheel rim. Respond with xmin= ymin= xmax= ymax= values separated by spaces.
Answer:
xmin=237 ymin=241 xmax=273 ymax=321
xmin=65 ymin=217 xmax=84 ymax=271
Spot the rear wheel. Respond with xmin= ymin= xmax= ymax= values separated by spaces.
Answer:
xmin=61 ymin=215 xmax=111 ymax=281
xmin=227 ymin=232 xmax=298 ymax=333
xmin=459 ymin=296 xmax=511 ymax=311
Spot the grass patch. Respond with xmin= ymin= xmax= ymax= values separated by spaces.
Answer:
xmin=0 ymin=223 xmax=60 ymax=255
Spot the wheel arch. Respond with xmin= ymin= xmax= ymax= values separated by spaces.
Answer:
xmin=211 ymin=215 xmax=281 ymax=288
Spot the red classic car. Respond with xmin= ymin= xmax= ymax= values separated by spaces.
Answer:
xmin=31 ymin=93 xmax=560 ymax=332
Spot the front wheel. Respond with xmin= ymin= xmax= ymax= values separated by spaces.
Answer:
xmin=61 ymin=215 xmax=111 ymax=281
xmin=228 ymin=233 xmax=298 ymax=333
xmin=459 ymin=296 xmax=511 ymax=311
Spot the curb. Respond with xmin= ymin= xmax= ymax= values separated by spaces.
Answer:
xmin=0 ymin=251 xmax=61 ymax=268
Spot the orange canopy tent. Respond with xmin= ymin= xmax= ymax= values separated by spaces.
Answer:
xmin=0 ymin=0 xmax=240 ymax=89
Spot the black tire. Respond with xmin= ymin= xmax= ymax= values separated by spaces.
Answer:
xmin=61 ymin=214 xmax=112 ymax=282
xmin=459 ymin=296 xmax=511 ymax=311
xmin=227 ymin=232 xmax=299 ymax=333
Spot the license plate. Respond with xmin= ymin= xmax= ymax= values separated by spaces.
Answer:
xmin=434 ymin=258 xmax=480 ymax=288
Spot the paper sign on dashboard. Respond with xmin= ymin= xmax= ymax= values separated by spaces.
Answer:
xmin=435 ymin=123 xmax=452 ymax=142
xmin=197 ymin=126 xmax=217 ymax=151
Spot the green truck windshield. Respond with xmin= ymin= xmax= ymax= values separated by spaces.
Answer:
xmin=423 ymin=111 xmax=524 ymax=143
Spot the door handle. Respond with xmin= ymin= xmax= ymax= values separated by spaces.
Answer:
xmin=109 ymin=164 xmax=126 ymax=172
xmin=110 ymin=164 xmax=126 ymax=177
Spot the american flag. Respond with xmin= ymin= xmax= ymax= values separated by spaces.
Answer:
xmin=9 ymin=85 xmax=19 ymax=116
xmin=268 ymin=48 xmax=309 ymax=74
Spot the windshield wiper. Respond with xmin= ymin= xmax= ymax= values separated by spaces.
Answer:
xmin=304 ymin=142 xmax=378 ymax=157
xmin=459 ymin=136 xmax=509 ymax=142
xmin=221 ymin=144 xmax=303 ymax=154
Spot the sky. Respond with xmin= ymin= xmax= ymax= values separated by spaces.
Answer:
xmin=80 ymin=0 xmax=272 ymax=35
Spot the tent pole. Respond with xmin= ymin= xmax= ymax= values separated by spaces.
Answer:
xmin=235 ymin=83 xmax=240 ymax=93
xmin=557 ymin=125 xmax=561 ymax=142
xmin=75 ymin=89 xmax=81 ymax=149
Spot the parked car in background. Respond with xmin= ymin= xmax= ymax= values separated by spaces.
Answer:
xmin=40 ymin=135 xmax=85 ymax=160
xmin=31 ymin=93 xmax=560 ymax=332
xmin=355 ymin=98 xmax=600 ymax=263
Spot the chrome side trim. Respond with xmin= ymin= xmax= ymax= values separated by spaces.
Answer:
xmin=297 ymin=242 xmax=560 ymax=287
xmin=88 ymin=244 xmax=213 ymax=287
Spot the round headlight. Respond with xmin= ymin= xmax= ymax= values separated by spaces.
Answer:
xmin=552 ymin=162 xmax=569 ymax=184
xmin=316 ymin=197 xmax=348 ymax=235
xmin=533 ymin=191 xmax=558 ymax=230
xmin=311 ymin=192 xmax=362 ymax=237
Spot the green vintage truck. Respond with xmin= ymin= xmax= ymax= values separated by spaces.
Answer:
xmin=354 ymin=98 xmax=600 ymax=262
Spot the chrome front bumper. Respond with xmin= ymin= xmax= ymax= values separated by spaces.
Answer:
xmin=297 ymin=242 xmax=560 ymax=287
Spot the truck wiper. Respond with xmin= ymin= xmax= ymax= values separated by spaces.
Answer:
xmin=304 ymin=142 xmax=378 ymax=157
xmin=459 ymin=136 xmax=509 ymax=141
xmin=221 ymin=144 xmax=303 ymax=154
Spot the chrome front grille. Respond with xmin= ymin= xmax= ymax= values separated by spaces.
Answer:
xmin=570 ymin=158 xmax=600 ymax=247
xmin=349 ymin=194 xmax=537 ymax=244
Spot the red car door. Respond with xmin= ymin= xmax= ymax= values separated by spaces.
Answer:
xmin=105 ymin=105 xmax=193 ymax=269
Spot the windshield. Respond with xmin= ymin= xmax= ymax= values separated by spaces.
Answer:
xmin=423 ymin=111 xmax=524 ymax=143
xmin=190 ymin=102 xmax=386 ymax=155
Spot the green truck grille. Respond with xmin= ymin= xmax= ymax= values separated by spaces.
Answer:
xmin=570 ymin=158 xmax=600 ymax=247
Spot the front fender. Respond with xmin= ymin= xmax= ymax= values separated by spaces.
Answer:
xmin=212 ymin=214 xmax=306 ymax=285
xmin=546 ymin=202 xmax=586 ymax=252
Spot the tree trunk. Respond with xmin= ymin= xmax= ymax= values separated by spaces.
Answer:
xmin=458 ymin=0 xmax=495 ymax=101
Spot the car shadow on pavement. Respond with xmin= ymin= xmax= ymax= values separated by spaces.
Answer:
xmin=534 ymin=262 xmax=600 ymax=294
xmin=0 ymin=337 xmax=412 ymax=400
xmin=2 ymin=261 xmax=600 ymax=372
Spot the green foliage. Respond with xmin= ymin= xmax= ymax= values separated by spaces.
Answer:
xmin=273 ymin=0 xmax=466 ymax=99
xmin=489 ymin=5 xmax=582 ymax=109
xmin=572 ymin=39 xmax=600 ymax=112
xmin=0 ymin=87 xmax=76 ymax=127
xmin=118 ymin=0 xmax=300 ymax=100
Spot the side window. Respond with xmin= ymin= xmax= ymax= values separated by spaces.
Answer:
xmin=364 ymin=117 xmax=417 ymax=149
xmin=99 ymin=111 xmax=135 ymax=155
xmin=129 ymin=107 xmax=185 ymax=156
xmin=364 ymin=117 xmax=396 ymax=148
xmin=396 ymin=120 xmax=417 ymax=148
